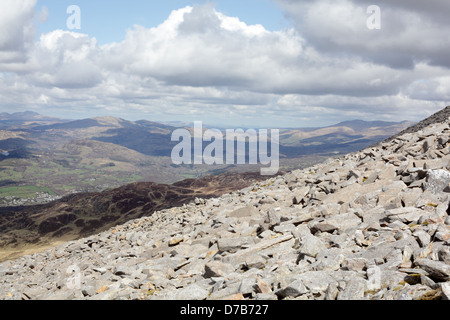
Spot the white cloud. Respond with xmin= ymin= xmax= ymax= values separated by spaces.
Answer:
xmin=0 ymin=2 xmax=448 ymax=127
xmin=0 ymin=0 xmax=37 ymax=65
xmin=275 ymin=0 xmax=450 ymax=69
xmin=100 ymin=5 xmax=415 ymax=98
xmin=30 ymin=30 xmax=103 ymax=88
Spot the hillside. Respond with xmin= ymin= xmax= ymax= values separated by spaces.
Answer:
xmin=378 ymin=106 xmax=450 ymax=145
xmin=0 ymin=172 xmax=277 ymax=262
xmin=0 ymin=106 xmax=448 ymax=300
xmin=0 ymin=113 xmax=413 ymax=206
xmin=0 ymin=116 xmax=258 ymax=204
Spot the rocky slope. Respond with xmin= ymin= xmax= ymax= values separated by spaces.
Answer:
xmin=378 ymin=106 xmax=450 ymax=145
xmin=0 ymin=172 xmax=272 ymax=263
xmin=0 ymin=108 xmax=449 ymax=300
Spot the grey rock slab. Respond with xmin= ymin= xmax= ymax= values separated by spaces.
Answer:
xmin=217 ymin=237 xmax=256 ymax=253
xmin=43 ymin=291 xmax=77 ymax=300
xmin=174 ymin=283 xmax=210 ymax=300
xmin=342 ymin=258 xmax=367 ymax=272
xmin=386 ymin=207 xmax=426 ymax=224
xmin=438 ymin=246 xmax=450 ymax=263
xmin=242 ymin=254 xmax=267 ymax=270
xmin=292 ymin=186 xmax=310 ymax=205
xmin=420 ymin=274 xmax=437 ymax=288
xmin=273 ymin=223 xmax=297 ymax=234
xmin=414 ymin=230 xmax=431 ymax=248
xmin=445 ymin=216 xmax=450 ymax=226
xmin=290 ymin=212 xmax=315 ymax=225
xmin=92 ymin=267 xmax=108 ymax=275
xmin=207 ymin=282 xmax=241 ymax=300
xmin=298 ymin=234 xmax=326 ymax=258
xmin=336 ymin=278 xmax=367 ymax=300
xmin=204 ymin=261 xmax=235 ymax=278
xmin=290 ymin=224 xmax=312 ymax=240
xmin=360 ymin=207 xmax=388 ymax=225
xmin=366 ymin=266 xmax=382 ymax=292
xmin=324 ymin=282 xmax=339 ymax=300
xmin=325 ymin=212 xmax=362 ymax=234
xmin=350 ymin=236 xmax=419 ymax=263
xmin=414 ymin=259 xmax=450 ymax=281
xmin=363 ymin=171 xmax=379 ymax=185
xmin=255 ymin=278 xmax=272 ymax=294
xmin=254 ymin=293 xmax=278 ymax=300
xmin=114 ymin=265 xmax=133 ymax=276
xmin=436 ymin=201 xmax=450 ymax=219
xmin=120 ymin=278 xmax=140 ymax=290
xmin=267 ymin=208 xmax=281 ymax=227
xmin=309 ymin=221 xmax=339 ymax=235
xmin=394 ymin=283 xmax=442 ymax=300
xmin=81 ymin=285 xmax=96 ymax=297
xmin=226 ymin=206 xmax=260 ymax=219
xmin=311 ymin=248 xmax=347 ymax=271
xmin=441 ymin=281 xmax=450 ymax=300
xmin=222 ymin=234 xmax=293 ymax=266
xmin=22 ymin=286 xmax=48 ymax=300
xmin=424 ymin=169 xmax=450 ymax=194
xmin=275 ymin=279 xmax=308 ymax=299
xmin=294 ymin=271 xmax=336 ymax=294
xmin=347 ymin=169 xmax=361 ymax=180
xmin=238 ymin=277 xmax=257 ymax=296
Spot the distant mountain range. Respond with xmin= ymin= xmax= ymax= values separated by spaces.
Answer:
xmin=0 ymin=111 xmax=62 ymax=122
xmin=0 ymin=111 xmax=414 ymax=204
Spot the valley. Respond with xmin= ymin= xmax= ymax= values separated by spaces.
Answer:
xmin=0 ymin=171 xmax=276 ymax=262
xmin=0 ymin=111 xmax=415 ymax=262
xmin=0 ymin=111 xmax=414 ymax=207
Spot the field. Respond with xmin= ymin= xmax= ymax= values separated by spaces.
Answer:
xmin=0 ymin=186 xmax=56 ymax=198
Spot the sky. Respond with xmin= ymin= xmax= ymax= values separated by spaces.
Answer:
xmin=0 ymin=0 xmax=449 ymax=128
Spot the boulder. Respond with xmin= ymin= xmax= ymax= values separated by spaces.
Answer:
xmin=414 ymin=259 xmax=450 ymax=281
xmin=424 ymin=169 xmax=450 ymax=194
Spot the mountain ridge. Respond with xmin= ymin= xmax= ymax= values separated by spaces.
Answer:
xmin=377 ymin=106 xmax=450 ymax=145
xmin=0 ymin=105 xmax=449 ymax=300
xmin=0 ymin=111 xmax=62 ymax=122
xmin=0 ymin=171 xmax=279 ymax=262
xmin=0 ymin=111 xmax=414 ymax=204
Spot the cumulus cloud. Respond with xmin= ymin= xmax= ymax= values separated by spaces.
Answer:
xmin=29 ymin=30 xmax=103 ymax=88
xmin=101 ymin=5 xmax=413 ymax=98
xmin=0 ymin=0 xmax=37 ymax=65
xmin=275 ymin=0 xmax=450 ymax=69
xmin=0 ymin=2 xmax=448 ymax=126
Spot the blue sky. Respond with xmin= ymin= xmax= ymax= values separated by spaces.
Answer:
xmin=37 ymin=0 xmax=288 ymax=44
xmin=0 ymin=0 xmax=449 ymax=127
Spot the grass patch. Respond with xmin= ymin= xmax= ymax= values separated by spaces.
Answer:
xmin=0 ymin=185 xmax=56 ymax=198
